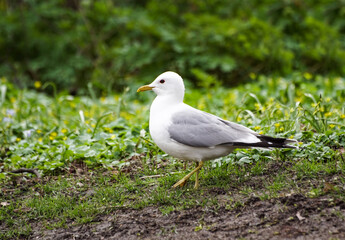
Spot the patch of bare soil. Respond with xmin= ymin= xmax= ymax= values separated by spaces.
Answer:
xmin=32 ymin=194 xmax=345 ymax=240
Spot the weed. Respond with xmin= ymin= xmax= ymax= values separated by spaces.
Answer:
xmin=0 ymin=74 xmax=344 ymax=238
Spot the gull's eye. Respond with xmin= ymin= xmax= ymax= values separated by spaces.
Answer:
xmin=160 ymin=79 xmax=165 ymax=84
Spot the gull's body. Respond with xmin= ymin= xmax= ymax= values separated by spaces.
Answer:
xmin=150 ymin=101 xmax=237 ymax=161
xmin=138 ymin=71 xmax=296 ymax=188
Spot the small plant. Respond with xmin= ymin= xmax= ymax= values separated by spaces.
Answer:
xmin=0 ymin=73 xmax=344 ymax=239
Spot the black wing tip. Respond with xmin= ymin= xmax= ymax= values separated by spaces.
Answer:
xmin=225 ymin=135 xmax=298 ymax=149
xmin=256 ymin=135 xmax=298 ymax=148
xmin=282 ymin=138 xmax=299 ymax=148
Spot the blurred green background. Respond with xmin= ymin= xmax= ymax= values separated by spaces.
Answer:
xmin=1 ymin=0 xmax=344 ymax=94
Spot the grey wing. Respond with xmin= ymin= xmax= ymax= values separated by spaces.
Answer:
xmin=168 ymin=110 xmax=260 ymax=148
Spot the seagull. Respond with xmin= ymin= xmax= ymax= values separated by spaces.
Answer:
xmin=137 ymin=71 xmax=297 ymax=189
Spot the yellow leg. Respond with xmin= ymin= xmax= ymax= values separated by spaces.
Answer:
xmin=172 ymin=161 xmax=204 ymax=189
xmin=180 ymin=162 xmax=196 ymax=187
xmin=194 ymin=172 xmax=199 ymax=189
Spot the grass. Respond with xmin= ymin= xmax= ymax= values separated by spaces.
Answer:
xmin=0 ymin=73 xmax=345 ymax=239
xmin=1 ymin=157 xmax=344 ymax=239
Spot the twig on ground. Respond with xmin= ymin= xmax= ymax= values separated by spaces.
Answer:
xmin=10 ymin=168 xmax=41 ymax=178
xmin=139 ymin=172 xmax=180 ymax=179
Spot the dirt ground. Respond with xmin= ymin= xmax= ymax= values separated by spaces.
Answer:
xmin=31 ymin=194 xmax=345 ymax=240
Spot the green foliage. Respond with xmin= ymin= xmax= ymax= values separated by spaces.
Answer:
xmin=0 ymin=0 xmax=345 ymax=92
xmin=0 ymin=76 xmax=151 ymax=174
xmin=0 ymin=73 xmax=344 ymax=239
xmin=0 ymin=73 xmax=344 ymax=176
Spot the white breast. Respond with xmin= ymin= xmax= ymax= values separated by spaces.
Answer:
xmin=149 ymin=97 xmax=235 ymax=162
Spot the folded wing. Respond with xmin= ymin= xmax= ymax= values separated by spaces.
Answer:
xmin=168 ymin=109 xmax=296 ymax=149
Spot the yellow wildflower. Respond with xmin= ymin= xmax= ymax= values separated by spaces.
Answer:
xmin=254 ymin=103 xmax=261 ymax=111
xmin=61 ymin=128 xmax=68 ymax=134
xmin=303 ymin=72 xmax=313 ymax=80
xmin=120 ymin=112 xmax=132 ymax=120
xmin=329 ymin=124 xmax=335 ymax=129
xmin=325 ymin=97 xmax=331 ymax=103
xmin=340 ymin=114 xmax=345 ymax=119
xmin=38 ymin=138 xmax=43 ymax=142
xmin=279 ymin=127 xmax=284 ymax=132
xmin=49 ymin=132 xmax=57 ymax=140
xmin=274 ymin=123 xmax=281 ymax=128
xmin=324 ymin=112 xmax=332 ymax=118
xmin=294 ymin=97 xmax=302 ymax=102
xmin=249 ymin=72 xmax=256 ymax=79
xmin=16 ymin=137 xmax=21 ymax=142
xmin=34 ymin=81 xmax=42 ymax=89
xmin=87 ymin=128 xmax=92 ymax=133
xmin=1 ymin=76 xmax=7 ymax=83
xmin=84 ymin=111 xmax=90 ymax=118
xmin=70 ymin=102 xmax=76 ymax=108
xmin=107 ymin=128 xmax=113 ymax=133
xmin=254 ymin=126 xmax=261 ymax=131
xmin=36 ymin=129 xmax=42 ymax=134
xmin=110 ymin=134 xmax=116 ymax=140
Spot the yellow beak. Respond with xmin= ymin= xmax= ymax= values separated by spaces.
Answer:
xmin=137 ymin=85 xmax=154 ymax=92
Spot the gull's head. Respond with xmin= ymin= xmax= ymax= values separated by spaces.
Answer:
xmin=137 ymin=71 xmax=185 ymax=101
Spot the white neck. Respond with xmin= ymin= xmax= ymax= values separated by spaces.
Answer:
xmin=150 ymin=94 xmax=182 ymax=117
